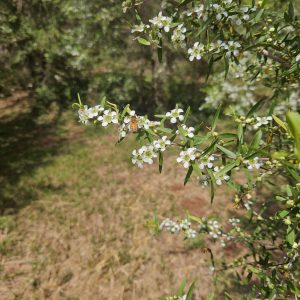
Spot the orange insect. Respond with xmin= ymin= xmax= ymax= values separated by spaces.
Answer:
xmin=129 ymin=116 xmax=138 ymax=132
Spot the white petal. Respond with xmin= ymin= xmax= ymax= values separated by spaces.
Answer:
xmin=183 ymin=162 xmax=190 ymax=168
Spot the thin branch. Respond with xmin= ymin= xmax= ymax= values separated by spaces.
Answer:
xmin=261 ymin=49 xmax=291 ymax=69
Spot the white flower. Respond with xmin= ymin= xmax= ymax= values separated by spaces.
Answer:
xmin=244 ymin=157 xmax=264 ymax=170
xmin=225 ymin=41 xmax=241 ymax=57
xmin=78 ymin=105 xmax=90 ymax=125
xmin=188 ymin=42 xmax=205 ymax=61
xmin=176 ymin=124 xmax=195 ymax=139
xmin=119 ymin=123 xmax=128 ymax=139
xmin=153 ymin=136 xmax=171 ymax=152
xmin=185 ymin=228 xmax=197 ymax=239
xmin=149 ymin=12 xmax=172 ymax=32
xmin=185 ymin=4 xmax=207 ymax=20
xmin=131 ymin=23 xmax=149 ymax=33
xmin=213 ymin=166 xmax=230 ymax=185
xmin=177 ymin=147 xmax=197 ymax=168
xmin=140 ymin=145 xmax=158 ymax=165
xmin=228 ymin=218 xmax=240 ymax=226
xmin=160 ymin=218 xmax=180 ymax=234
xmin=132 ymin=149 xmax=144 ymax=168
xmin=137 ymin=116 xmax=151 ymax=129
xmin=197 ymin=175 xmax=209 ymax=187
xmin=199 ymin=154 xmax=215 ymax=170
xmin=244 ymin=200 xmax=253 ymax=210
xmin=296 ymin=54 xmax=300 ymax=62
xmin=166 ymin=108 xmax=184 ymax=123
xmin=180 ymin=218 xmax=191 ymax=230
xmin=253 ymin=116 xmax=272 ymax=129
xmin=87 ymin=105 xmax=104 ymax=118
xmin=97 ymin=110 xmax=118 ymax=127
xmin=171 ymin=24 xmax=187 ymax=48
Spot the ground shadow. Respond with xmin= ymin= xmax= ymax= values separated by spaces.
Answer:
xmin=0 ymin=103 xmax=65 ymax=214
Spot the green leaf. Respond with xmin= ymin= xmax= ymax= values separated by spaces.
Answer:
xmin=184 ymin=166 xmax=193 ymax=185
xmin=246 ymin=98 xmax=265 ymax=118
xmin=286 ymin=227 xmax=295 ymax=246
xmin=254 ymin=8 xmax=264 ymax=22
xmin=288 ymin=1 xmax=294 ymax=19
xmin=272 ymin=114 xmax=287 ymax=131
xmin=247 ymin=265 xmax=260 ymax=274
xmin=249 ymin=130 xmax=262 ymax=151
xmin=183 ymin=106 xmax=190 ymax=124
xmin=177 ymin=277 xmax=187 ymax=296
xmin=279 ymin=210 xmax=289 ymax=218
xmin=237 ymin=124 xmax=244 ymax=144
xmin=224 ymin=292 xmax=233 ymax=300
xmin=211 ymin=105 xmax=222 ymax=131
xmin=178 ymin=126 xmax=187 ymax=141
xmin=120 ymin=104 xmax=130 ymax=119
xmin=192 ymin=163 xmax=203 ymax=176
xmin=159 ymin=152 xmax=163 ymax=173
xmin=186 ymin=281 xmax=195 ymax=300
xmin=215 ymin=161 xmax=237 ymax=177
xmin=286 ymin=112 xmax=300 ymax=160
xmin=218 ymin=133 xmax=237 ymax=139
xmin=156 ymin=127 xmax=173 ymax=134
xmin=137 ymin=38 xmax=150 ymax=46
xmin=178 ymin=0 xmax=193 ymax=7
xmin=217 ymin=145 xmax=237 ymax=159
xmin=201 ymin=139 xmax=218 ymax=157
xmin=206 ymin=293 xmax=214 ymax=300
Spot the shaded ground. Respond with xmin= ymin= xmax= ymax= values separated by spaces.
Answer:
xmin=0 ymin=96 xmax=240 ymax=300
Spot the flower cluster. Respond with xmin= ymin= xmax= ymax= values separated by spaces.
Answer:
xmin=228 ymin=218 xmax=240 ymax=227
xmin=160 ymin=218 xmax=198 ymax=239
xmin=149 ymin=12 xmax=172 ymax=32
xmin=132 ymin=136 xmax=171 ymax=168
xmin=78 ymin=105 xmax=104 ymax=125
xmin=171 ymin=24 xmax=187 ymax=48
xmin=200 ymin=218 xmax=233 ymax=247
xmin=244 ymin=157 xmax=264 ymax=170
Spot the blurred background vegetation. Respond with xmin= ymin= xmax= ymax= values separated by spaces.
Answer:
xmin=0 ymin=0 xmax=207 ymax=117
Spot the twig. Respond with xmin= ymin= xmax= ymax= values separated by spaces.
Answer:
xmin=261 ymin=49 xmax=291 ymax=69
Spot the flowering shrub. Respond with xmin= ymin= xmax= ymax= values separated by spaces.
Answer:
xmin=74 ymin=0 xmax=300 ymax=298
